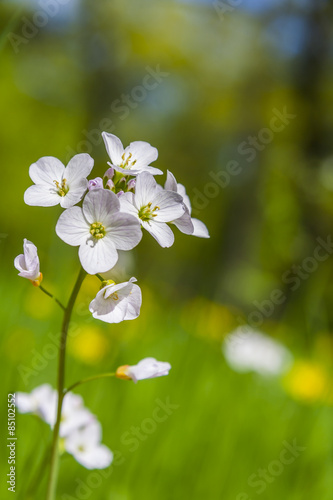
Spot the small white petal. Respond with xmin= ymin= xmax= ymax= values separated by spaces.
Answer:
xmin=79 ymin=237 xmax=118 ymax=274
xmin=65 ymin=154 xmax=94 ymax=182
xmin=102 ymin=132 xmax=124 ymax=166
xmin=73 ymin=445 xmax=113 ymax=470
xmin=107 ymin=213 xmax=142 ymax=250
xmin=134 ymin=172 xmax=157 ymax=208
xmin=128 ymin=357 xmax=171 ymax=383
xmin=60 ymin=178 xmax=88 ymax=209
xmin=24 ymin=185 xmax=60 ymax=207
xmin=141 ymin=221 xmax=174 ymax=248
xmin=29 ymin=156 xmax=65 ymax=186
xmin=124 ymin=284 xmax=142 ymax=320
xmin=125 ymin=141 xmax=158 ymax=169
xmin=164 ymin=170 xmax=178 ymax=192
xmin=83 ymin=189 xmax=120 ymax=225
xmin=173 ymin=211 xmax=194 ymax=235
xmin=151 ymin=190 xmax=185 ymax=222
xmin=191 ymin=218 xmax=210 ymax=238
xmin=56 ymin=207 xmax=89 ymax=246
xmin=119 ymin=192 xmax=139 ymax=219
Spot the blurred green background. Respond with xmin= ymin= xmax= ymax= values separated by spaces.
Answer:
xmin=1 ymin=0 xmax=333 ymax=498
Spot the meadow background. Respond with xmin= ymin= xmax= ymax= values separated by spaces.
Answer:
xmin=1 ymin=0 xmax=333 ymax=499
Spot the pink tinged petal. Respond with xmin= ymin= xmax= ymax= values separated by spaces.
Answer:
xmin=56 ymin=207 xmax=89 ymax=246
xmin=104 ymin=167 xmax=114 ymax=179
xmin=141 ymin=221 xmax=175 ymax=248
xmin=83 ymin=189 xmax=120 ymax=224
xmin=173 ymin=212 xmax=194 ymax=235
xmin=24 ymin=184 xmax=61 ymax=207
xmin=107 ymin=213 xmax=142 ymax=250
xmin=23 ymin=239 xmax=38 ymax=268
xmin=134 ymin=172 xmax=158 ymax=208
xmin=65 ymin=153 xmax=94 ymax=182
xmin=192 ymin=218 xmax=210 ymax=238
xmin=88 ymin=177 xmax=104 ymax=191
xmin=79 ymin=237 xmax=118 ymax=274
xmin=124 ymin=284 xmax=142 ymax=320
xmin=151 ymin=190 xmax=185 ymax=222
xmin=29 ymin=156 xmax=65 ymax=186
xmin=125 ymin=141 xmax=158 ymax=169
xmin=164 ymin=170 xmax=178 ymax=192
xmin=102 ymin=132 xmax=124 ymax=165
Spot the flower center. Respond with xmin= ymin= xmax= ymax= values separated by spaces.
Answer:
xmin=120 ymin=152 xmax=137 ymax=170
xmin=53 ymin=178 xmax=69 ymax=197
xmin=138 ymin=202 xmax=160 ymax=222
xmin=78 ymin=445 xmax=85 ymax=452
xmin=90 ymin=222 xmax=106 ymax=239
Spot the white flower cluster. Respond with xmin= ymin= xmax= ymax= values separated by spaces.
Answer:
xmin=15 ymin=132 xmax=209 ymax=323
xmin=15 ymin=385 xmax=113 ymax=469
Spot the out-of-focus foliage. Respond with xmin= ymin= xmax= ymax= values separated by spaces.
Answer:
xmin=1 ymin=0 xmax=333 ymax=499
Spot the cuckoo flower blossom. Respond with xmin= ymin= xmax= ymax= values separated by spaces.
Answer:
xmin=14 ymin=238 xmax=42 ymax=285
xmin=116 ymin=357 xmax=171 ymax=383
xmin=64 ymin=420 xmax=113 ymax=470
xmin=56 ymin=189 xmax=142 ymax=274
xmin=165 ymin=171 xmax=210 ymax=238
xmin=89 ymin=277 xmax=142 ymax=323
xmin=119 ymin=172 xmax=185 ymax=247
xmin=24 ymin=154 xmax=94 ymax=208
xmin=102 ymin=132 xmax=162 ymax=176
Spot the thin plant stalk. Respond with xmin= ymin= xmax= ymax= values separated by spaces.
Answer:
xmin=65 ymin=372 xmax=116 ymax=395
xmin=45 ymin=267 xmax=87 ymax=500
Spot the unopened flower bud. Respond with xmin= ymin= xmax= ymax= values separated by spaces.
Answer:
xmin=104 ymin=167 xmax=115 ymax=180
xmin=88 ymin=178 xmax=104 ymax=191
xmin=127 ymin=179 xmax=136 ymax=191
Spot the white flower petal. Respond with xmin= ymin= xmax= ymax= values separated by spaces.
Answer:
xmin=56 ymin=207 xmax=89 ymax=246
xmin=125 ymin=141 xmax=158 ymax=169
xmin=119 ymin=192 xmax=139 ymax=219
xmin=173 ymin=212 xmax=194 ymax=235
xmin=29 ymin=156 xmax=65 ymax=186
xmin=73 ymin=445 xmax=113 ymax=470
xmin=24 ymin=185 xmax=60 ymax=207
xmin=124 ymin=284 xmax=142 ymax=320
xmin=128 ymin=358 xmax=171 ymax=383
xmin=164 ymin=170 xmax=178 ymax=191
xmin=134 ymin=172 xmax=158 ymax=208
xmin=141 ymin=221 xmax=174 ymax=248
xmin=191 ymin=218 xmax=210 ymax=238
xmin=83 ymin=189 xmax=120 ymax=225
xmin=60 ymin=178 xmax=88 ymax=209
xmin=151 ymin=190 xmax=185 ymax=222
xmin=102 ymin=132 xmax=124 ymax=166
xmin=112 ymin=164 xmax=163 ymax=176
xmin=14 ymin=239 xmax=40 ymax=280
xmin=79 ymin=237 xmax=118 ymax=274
xmin=65 ymin=154 xmax=94 ymax=182
xmin=107 ymin=213 xmax=142 ymax=250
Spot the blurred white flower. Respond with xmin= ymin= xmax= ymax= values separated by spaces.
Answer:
xmin=116 ymin=357 xmax=171 ymax=383
xmin=119 ymin=172 xmax=185 ymax=247
xmin=14 ymin=238 xmax=42 ymax=285
xmin=165 ymin=170 xmax=210 ymax=238
xmin=102 ymin=132 xmax=162 ymax=176
xmin=89 ymin=277 xmax=142 ymax=323
xmin=222 ymin=327 xmax=293 ymax=376
xmin=55 ymin=189 xmax=142 ymax=274
xmin=16 ymin=385 xmax=113 ymax=469
xmin=16 ymin=384 xmax=55 ymax=420
xmin=24 ymin=154 xmax=94 ymax=208
xmin=64 ymin=420 xmax=113 ymax=470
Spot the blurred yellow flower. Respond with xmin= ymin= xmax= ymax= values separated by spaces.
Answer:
xmin=68 ymin=325 xmax=110 ymax=365
xmin=283 ymin=360 xmax=333 ymax=405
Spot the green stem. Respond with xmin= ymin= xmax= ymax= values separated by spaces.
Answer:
xmin=96 ymin=273 xmax=104 ymax=282
xmin=39 ymin=285 xmax=66 ymax=310
xmin=45 ymin=267 xmax=87 ymax=500
xmin=64 ymin=373 xmax=116 ymax=395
